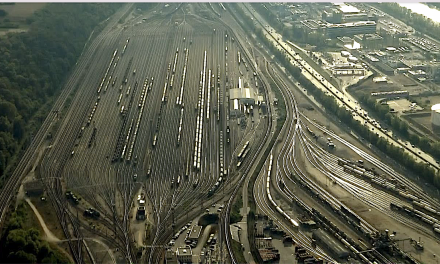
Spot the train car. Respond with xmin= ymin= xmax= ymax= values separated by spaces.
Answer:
xmin=341 ymin=206 xmax=361 ymax=225
xmin=147 ymin=165 xmax=152 ymax=177
xmin=241 ymin=148 xmax=250 ymax=160
xmin=337 ymin=159 xmax=348 ymax=166
xmin=236 ymin=161 xmax=242 ymax=168
xmin=152 ymin=134 xmax=157 ymax=147
xmin=237 ymin=141 xmax=250 ymax=159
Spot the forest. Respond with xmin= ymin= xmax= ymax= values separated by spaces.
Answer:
xmin=0 ymin=3 xmax=122 ymax=187
xmin=0 ymin=203 xmax=70 ymax=263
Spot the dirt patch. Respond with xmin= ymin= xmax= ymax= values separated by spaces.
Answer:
xmin=29 ymin=195 xmax=66 ymax=240
xmin=0 ymin=3 xmax=45 ymax=21
xmin=350 ymin=77 xmax=425 ymax=96
xmin=0 ymin=3 xmax=45 ymax=35
xmin=389 ymin=74 xmax=417 ymax=87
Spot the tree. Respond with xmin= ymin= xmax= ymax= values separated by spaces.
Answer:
xmin=0 ymin=3 xmax=122 ymax=181
xmin=0 ymin=9 xmax=7 ymax=17
xmin=7 ymin=251 xmax=37 ymax=263
xmin=12 ymin=118 xmax=24 ymax=140
xmin=0 ymin=101 xmax=17 ymax=122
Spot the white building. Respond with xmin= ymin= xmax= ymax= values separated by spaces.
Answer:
xmin=176 ymin=247 xmax=193 ymax=263
xmin=229 ymin=77 xmax=258 ymax=117
xmin=432 ymin=104 xmax=440 ymax=128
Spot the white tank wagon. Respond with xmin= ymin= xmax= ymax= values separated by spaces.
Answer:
xmin=432 ymin=103 xmax=440 ymax=128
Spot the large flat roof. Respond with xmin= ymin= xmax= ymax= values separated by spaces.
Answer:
xmin=230 ymin=88 xmax=257 ymax=101
xmin=333 ymin=3 xmax=360 ymax=14
xmin=328 ymin=21 xmax=376 ymax=29
xmin=188 ymin=225 xmax=202 ymax=240
xmin=177 ymin=246 xmax=192 ymax=256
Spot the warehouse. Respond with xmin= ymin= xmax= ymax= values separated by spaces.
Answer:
xmin=374 ymin=61 xmax=395 ymax=75
xmin=188 ymin=225 xmax=202 ymax=242
xmin=312 ymin=229 xmax=350 ymax=259
xmin=327 ymin=21 xmax=377 ymax=38
xmin=230 ymin=77 xmax=257 ymax=105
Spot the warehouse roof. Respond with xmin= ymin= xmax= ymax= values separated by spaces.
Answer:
xmin=334 ymin=3 xmax=360 ymax=14
xmin=328 ymin=21 xmax=376 ymax=29
xmin=188 ymin=225 xmax=202 ymax=240
xmin=230 ymin=88 xmax=257 ymax=101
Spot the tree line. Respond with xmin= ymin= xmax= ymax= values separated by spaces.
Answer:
xmin=374 ymin=3 xmax=440 ymax=51
xmin=0 ymin=203 xmax=70 ymax=263
xmin=0 ymin=3 xmax=122 ymax=185
xmin=353 ymin=89 xmax=440 ymax=161
xmin=234 ymin=3 xmax=440 ymax=188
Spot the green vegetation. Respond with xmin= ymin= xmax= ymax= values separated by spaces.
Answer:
xmin=251 ymin=3 xmax=327 ymax=49
xmin=0 ymin=203 xmax=70 ymax=263
xmin=228 ymin=4 xmax=286 ymax=262
xmin=374 ymin=3 xmax=440 ymax=60
xmin=230 ymin=190 xmax=243 ymax=224
xmin=355 ymin=92 xmax=410 ymax=137
xmin=0 ymin=3 xmax=122 ymax=186
xmin=354 ymin=91 xmax=440 ymax=160
xmin=237 ymin=2 xmax=440 ymax=188
xmin=231 ymin=239 xmax=246 ymax=264
xmin=294 ymin=71 xmax=440 ymax=187
xmin=0 ymin=9 xmax=7 ymax=17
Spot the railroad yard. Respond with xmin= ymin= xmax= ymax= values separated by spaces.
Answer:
xmin=1 ymin=2 xmax=440 ymax=264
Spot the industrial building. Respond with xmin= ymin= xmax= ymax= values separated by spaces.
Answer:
xmin=323 ymin=3 xmax=375 ymax=24
xmin=371 ymin=90 xmax=409 ymax=99
xmin=327 ymin=21 xmax=377 ymax=38
xmin=176 ymin=247 xmax=193 ymax=263
xmin=23 ymin=180 xmax=44 ymax=196
xmin=301 ymin=20 xmax=326 ymax=33
xmin=432 ymin=104 xmax=440 ymax=128
xmin=378 ymin=26 xmax=407 ymax=47
xmin=332 ymin=64 xmax=366 ymax=76
xmin=229 ymin=88 xmax=256 ymax=105
xmin=188 ymin=225 xmax=202 ymax=242
xmin=230 ymin=99 xmax=240 ymax=117
xmin=230 ymin=77 xmax=257 ymax=105
xmin=229 ymin=77 xmax=258 ymax=117
xmin=165 ymin=249 xmax=178 ymax=264
xmin=353 ymin=33 xmax=384 ymax=50
xmin=312 ymin=229 xmax=350 ymax=259
xmin=374 ymin=61 xmax=395 ymax=75
xmin=255 ymin=237 xmax=281 ymax=262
